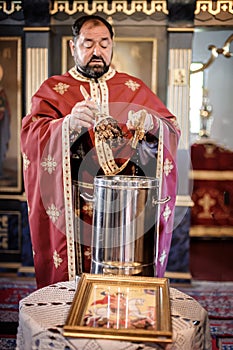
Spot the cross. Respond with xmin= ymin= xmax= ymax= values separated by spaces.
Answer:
xmin=198 ymin=193 xmax=216 ymax=218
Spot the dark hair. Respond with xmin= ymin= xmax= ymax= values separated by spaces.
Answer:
xmin=72 ymin=15 xmax=114 ymax=39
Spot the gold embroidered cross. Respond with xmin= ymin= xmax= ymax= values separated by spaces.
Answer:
xmin=125 ymin=79 xmax=140 ymax=91
xmin=53 ymin=82 xmax=69 ymax=95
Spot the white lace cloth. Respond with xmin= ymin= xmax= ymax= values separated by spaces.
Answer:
xmin=16 ymin=281 xmax=212 ymax=350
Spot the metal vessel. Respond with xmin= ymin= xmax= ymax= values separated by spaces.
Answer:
xmin=87 ymin=175 xmax=160 ymax=276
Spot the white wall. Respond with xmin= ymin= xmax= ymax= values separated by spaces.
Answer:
xmin=192 ymin=29 xmax=233 ymax=150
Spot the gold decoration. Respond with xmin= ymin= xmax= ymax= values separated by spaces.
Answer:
xmin=197 ymin=193 xmax=216 ymax=219
xmin=94 ymin=116 xmax=131 ymax=175
xmin=190 ymin=170 xmax=233 ymax=181
xmin=53 ymin=250 xmax=63 ymax=269
xmin=199 ymin=90 xmax=213 ymax=138
xmin=46 ymin=203 xmax=61 ymax=223
xmin=131 ymin=110 xmax=146 ymax=149
xmin=94 ymin=116 xmax=123 ymax=146
xmin=125 ymin=79 xmax=140 ymax=91
xmin=190 ymin=225 xmax=233 ymax=237
xmin=50 ymin=1 xmax=168 ymax=16
xmin=0 ymin=1 xmax=22 ymax=15
xmin=83 ymin=203 xmax=93 ymax=217
xmin=191 ymin=34 xmax=233 ymax=74
xmin=41 ymin=155 xmax=57 ymax=175
xmin=95 ymin=136 xmax=130 ymax=175
xmin=64 ymin=274 xmax=172 ymax=344
xmin=22 ymin=152 xmax=30 ymax=171
xmin=94 ymin=116 xmax=130 ymax=175
xmin=195 ymin=0 xmax=233 ymax=16
xmin=2 ymin=1 xmax=233 ymax=19
xmin=53 ymin=82 xmax=70 ymax=95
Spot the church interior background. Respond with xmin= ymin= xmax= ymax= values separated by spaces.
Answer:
xmin=0 ymin=0 xmax=233 ymax=282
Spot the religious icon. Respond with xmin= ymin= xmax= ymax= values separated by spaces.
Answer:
xmin=64 ymin=273 xmax=172 ymax=344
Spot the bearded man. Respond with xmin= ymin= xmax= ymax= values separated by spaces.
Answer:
xmin=21 ymin=15 xmax=180 ymax=288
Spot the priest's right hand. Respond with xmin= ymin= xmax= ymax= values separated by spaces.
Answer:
xmin=69 ymin=99 xmax=98 ymax=132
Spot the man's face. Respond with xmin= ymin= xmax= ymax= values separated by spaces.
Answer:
xmin=69 ymin=20 xmax=113 ymax=79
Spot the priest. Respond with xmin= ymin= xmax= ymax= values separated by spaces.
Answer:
xmin=21 ymin=15 xmax=180 ymax=288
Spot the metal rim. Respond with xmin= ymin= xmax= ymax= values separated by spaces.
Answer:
xmin=94 ymin=175 xmax=159 ymax=189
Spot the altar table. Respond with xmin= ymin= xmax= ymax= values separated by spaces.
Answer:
xmin=16 ymin=280 xmax=212 ymax=350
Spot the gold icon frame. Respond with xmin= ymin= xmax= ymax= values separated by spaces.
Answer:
xmin=64 ymin=273 xmax=172 ymax=344
xmin=0 ymin=37 xmax=22 ymax=194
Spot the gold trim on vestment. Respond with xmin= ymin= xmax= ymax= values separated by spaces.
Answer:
xmin=95 ymin=137 xmax=130 ymax=175
xmin=62 ymin=115 xmax=78 ymax=280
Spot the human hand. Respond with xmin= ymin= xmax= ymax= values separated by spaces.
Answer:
xmin=126 ymin=109 xmax=157 ymax=149
xmin=69 ymin=100 xmax=98 ymax=132
xmin=69 ymin=85 xmax=99 ymax=132
xmin=126 ymin=109 xmax=155 ymax=133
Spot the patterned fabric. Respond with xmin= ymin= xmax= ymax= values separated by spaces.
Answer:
xmin=16 ymin=281 xmax=212 ymax=350
xmin=21 ymin=66 xmax=180 ymax=288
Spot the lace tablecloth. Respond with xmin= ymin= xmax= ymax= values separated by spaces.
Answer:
xmin=16 ymin=280 xmax=212 ymax=350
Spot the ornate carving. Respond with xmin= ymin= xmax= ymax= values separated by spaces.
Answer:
xmin=50 ymin=1 xmax=169 ymax=16
xmin=194 ymin=0 xmax=233 ymax=24
xmin=0 ymin=1 xmax=232 ymax=24
xmin=0 ymin=1 xmax=22 ymax=15
xmin=195 ymin=0 xmax=233 ymax=16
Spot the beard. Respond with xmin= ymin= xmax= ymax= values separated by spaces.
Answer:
xmin=76 ymin=55 xmax=110 ymax=79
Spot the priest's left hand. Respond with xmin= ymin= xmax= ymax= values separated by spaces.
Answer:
xmin=126 ymin=109 xmax=158 ymax=133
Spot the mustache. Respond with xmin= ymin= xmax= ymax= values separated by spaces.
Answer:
xmin=89 ymin=55 xmax=105 ymax=64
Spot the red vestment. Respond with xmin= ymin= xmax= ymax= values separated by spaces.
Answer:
xmin=21 ymin=67 xmax=180 ymax=288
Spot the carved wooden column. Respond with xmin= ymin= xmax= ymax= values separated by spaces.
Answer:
xmin=24 ymin=28 xmax=49 ymax=114
xmin=23 ymin=0 xmax=50 ymax=114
